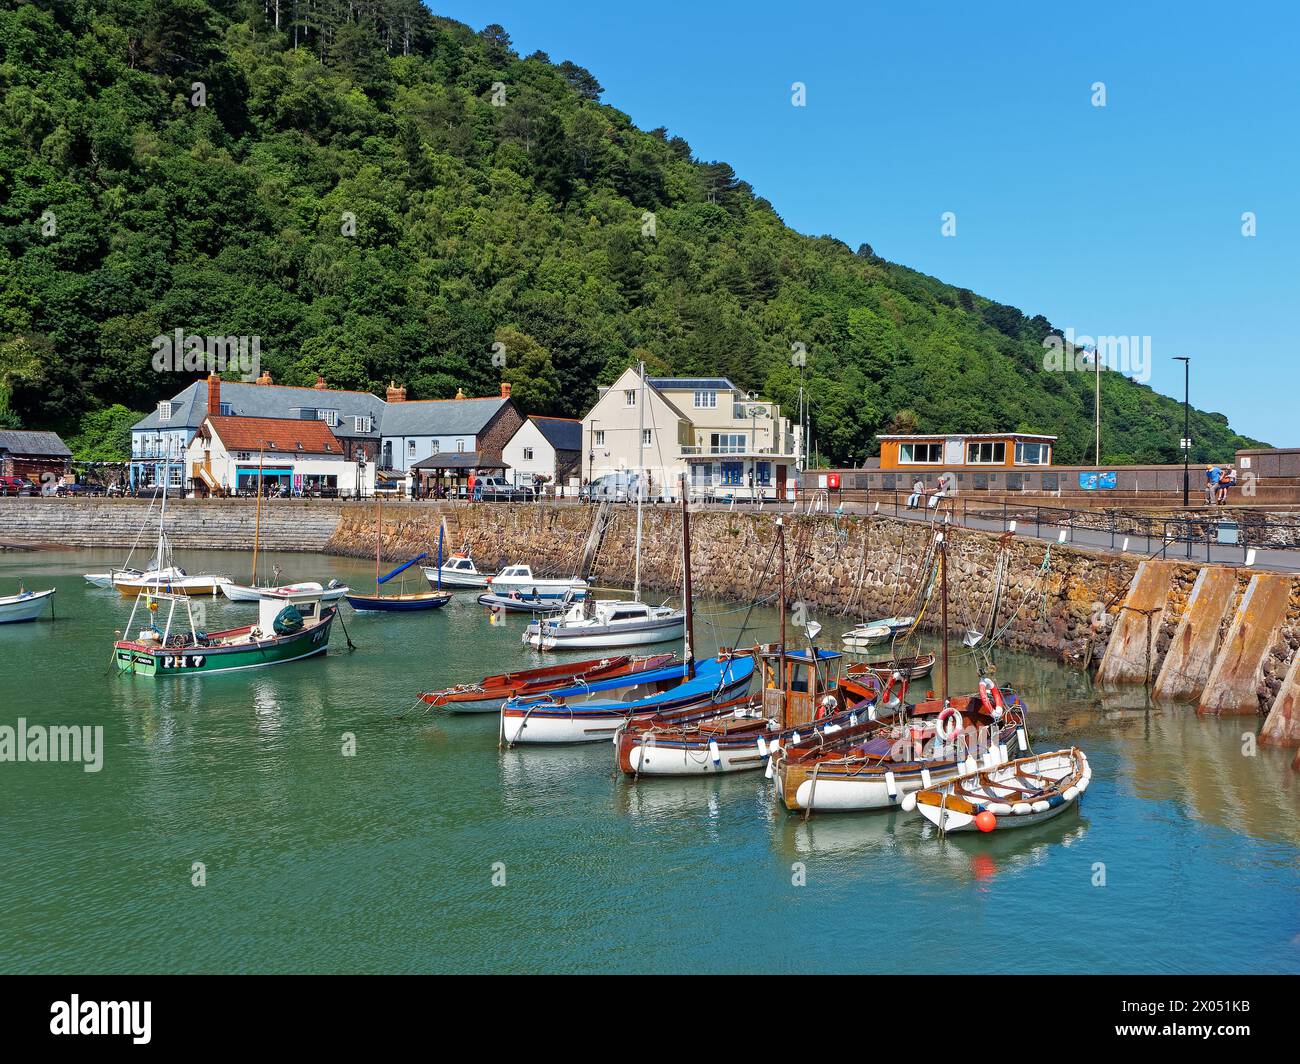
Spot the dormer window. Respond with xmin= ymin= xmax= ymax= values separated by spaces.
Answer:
xmin=317 ymin=409 xmax=339 ymax=426
xmin=157 ymin=401 xmax=172 ymax=422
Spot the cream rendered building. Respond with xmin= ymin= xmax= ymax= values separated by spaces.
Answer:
xmin=581 ymin=368 xmax=800 ymax=500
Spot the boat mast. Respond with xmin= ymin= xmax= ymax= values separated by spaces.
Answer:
xmin=634 ymin=359 xmax=645 ymax=601
xmin=681 ymin=475 xmax=694 ymax=680
xmin=252 ymin=448 xmax=264 ymax=585
xmin=777 ymin=516 xmax=787 ymax=728
xmin=939 ymin=530 xmax=949 ymax=706
xmin=375 ymin=494 xmax=383 ymax=598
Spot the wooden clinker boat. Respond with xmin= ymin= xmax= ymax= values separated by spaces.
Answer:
xmin=847 ymin=653 xmax=935 ymax=684
xmin=420 ymin=652 xmax=677 ymax=713
xmin=905 ymin=747 xmax=1090 ymax=833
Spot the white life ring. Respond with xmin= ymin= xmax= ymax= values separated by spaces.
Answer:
xmin=936 ymin=707 xmax=963 ymax=743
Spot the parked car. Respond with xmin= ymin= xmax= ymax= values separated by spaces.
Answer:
xmin=0 ymin=476 xmax=39 ymax=497
xmin=474 ymin=476 xmax=535 ymax=502
xmin=581 ymin=471 xmax=675 ymax=503
xmin=56 ymin=481 xmax=106 ymax=497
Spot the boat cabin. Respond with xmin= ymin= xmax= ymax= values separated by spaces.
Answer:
xmin=757 ymin=647 xmax=846 ymax=728
xmin=442 ymin=555 xmax=480 ymax=576
xmin=255 ymin=586 xmax=325 ymax=634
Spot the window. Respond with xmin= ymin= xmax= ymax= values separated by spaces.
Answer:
xmin=642 ymin=429 xmax=652 ymax=447
xmin=693 ymin=390 xmax=717 ymax=408
xmin=898 ymin=442 xmax=943 ymax=464
xmin=756 ymin=462 xmax=772 ymax=485
xmin=965 ymin=441 xmax=1006 ymax=464
xmin=594 ymin=430 xmax=605 ymax=447
xmin=1015 ymin=441 xmax=1051 ymax=465
xmin=352 ymin=415 xmax=373 ymax=433
xmin=720 ymin=462 xmax=743 ymax=486
xmin=157 ymin=402 xmax=172 ymax=422
xmin=523 ymin=447 xmax=534 ymax=461
xmin=709 ymin=433 xmax=747 ymax=454
xmin=218 ymin=403 xmax=233 ymax=416
xmin=456 ymin=440 xmax=466 ymax=453
xmin=431 ymin=441 xmax=439 ymax=454
xmin=407 ymin=440 xmax=416 ymax=457
xmin=317 ymin=409 xmax=339 ymax=427
xmin=624 ymin=390 xmax=636 ymax=407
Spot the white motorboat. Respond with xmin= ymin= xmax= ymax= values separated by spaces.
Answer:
xmin=523 ymin=598 xmax=685 ymax=650
xmin=487 ymin=564 xmax=587 ymax=602
xmin=842 ymin=614 xmax=915 ymax=648
xmin=0 ymin=587 xmax=56 ymax=624
xmin=422 ymin=553 xmax=494 ymax=589
xmin=85 ymin=567 xmax=143 ymax=588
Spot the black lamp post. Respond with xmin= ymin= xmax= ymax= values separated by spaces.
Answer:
xmin=1174 ymin=357 xmax=1190 ymax=507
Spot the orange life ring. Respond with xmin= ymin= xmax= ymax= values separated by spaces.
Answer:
xmin=978 ymin=678 xmax=1006 ymax=716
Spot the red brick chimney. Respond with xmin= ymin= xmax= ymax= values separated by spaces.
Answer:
xmin=454 ymin=387 xmax=465 ymax=400
xmin=314 ymin=375 xmax=327 ymax=390
xmin=500 ymin=382 xmax=512 ymax=399
xmin=386 ymin=381 xmax=406 ymax=402
xmin=256 ymin=370 xmax=273 ymax=386
xmin=207 ymin=372 xmax=221 ymax=414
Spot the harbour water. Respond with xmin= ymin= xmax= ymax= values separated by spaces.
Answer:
xmin=1 ymin=548 xmax=1297 ymax=973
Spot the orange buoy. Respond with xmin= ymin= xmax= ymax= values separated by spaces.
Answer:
xmin=974 ymin=810 xmax=997 ymax=833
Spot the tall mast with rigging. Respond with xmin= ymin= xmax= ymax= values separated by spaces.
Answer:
xmin=634 ymin=359 xmax=645 ymax=601
xmin=680 ymin=475 xmax=694 ymax=680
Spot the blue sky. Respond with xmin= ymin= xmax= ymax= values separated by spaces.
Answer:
xmin=433 ymin=1 xmax=1297 ymax=446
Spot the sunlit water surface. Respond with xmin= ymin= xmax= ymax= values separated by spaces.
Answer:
xmin=0 ymin=549 xmax=1296 ymax=973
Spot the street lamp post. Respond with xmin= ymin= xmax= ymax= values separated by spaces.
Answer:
xmin=1174 ymin=357 xmax=1190 ymax=508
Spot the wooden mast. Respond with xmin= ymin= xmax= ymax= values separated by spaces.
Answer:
xmin=681 ymin=476 xmax=694 ymax=680
xmin=777 ymin=517 xmax=788 ymax=727
xmin=939 ymin=529 xmax=949 ymax=706
xmin=375 ymin=494 xmax=383 ymax=598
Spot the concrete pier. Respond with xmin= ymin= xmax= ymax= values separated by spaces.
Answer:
xmin=1198 ymin=573 xmax=1292 ymax=716
xmin=1260 ymin=650 xmax=1300 ymax=747
xmin=1153 ymin=567 xmax=1239 ymax=702
xmin=1096 ymin=560 xmax=1177 ymax=686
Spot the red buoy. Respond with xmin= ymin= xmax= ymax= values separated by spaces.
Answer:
xmin=974 ymin=810 xmax=997 ymax=833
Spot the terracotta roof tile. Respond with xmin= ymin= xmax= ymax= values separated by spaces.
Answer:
xmin=205 ymin=416 xmax=342 ymax=455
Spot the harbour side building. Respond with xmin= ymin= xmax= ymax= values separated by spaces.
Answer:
xmin=580 ymin=367 xmax=800 ymax=501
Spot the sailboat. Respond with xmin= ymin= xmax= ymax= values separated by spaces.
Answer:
xmin=344 ymin=496 xmax=452 ymax=612
xmin=221 ymin=451 xmax=349 ymax=603
xmin=522 ymin=361 xmax=685 ymax=651
xmin=772 ymin=531 xmax=1029 ymax=814
xmin=499 ymin=481 xmax=753 ymax=745
xmin=112 ymin=471 xmax=232 ymax=598
xmin=614 ymin=519 xmax=902 ymax=777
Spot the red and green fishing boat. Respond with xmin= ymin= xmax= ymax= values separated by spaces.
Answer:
xmin=114 ymin=586 xmax=336 ymax=676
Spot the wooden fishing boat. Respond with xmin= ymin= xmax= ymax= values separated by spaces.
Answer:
xmin=905 ymin=747 xmax=1090 ymax=833
xmin=774 ymin=687 xmax=1028 ymax=813
xmin=114 ymin=585 xmax=335 ymax=676
xmin=420 ymin=652 xmax=677 ymax=713
xmin=501 ymin=651 xmax=755 ymax=744
xmin=344 ymin=498 xmax=452 ymax=612
xmin=847 ymin=653 xmax=935 ymax=683
xmin=0 ymin=587 xmax=56 ymax=624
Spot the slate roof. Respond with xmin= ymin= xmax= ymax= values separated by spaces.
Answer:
xmin=0 ymin=429 xmax=72 ymax=457
xmin=379 ymin=397 xmax=507 ymax=437
xmin=133 ymin=381 xmax=385 ymax=436
xmin=529 ymin=416 xmax=582 ymax=452
xmin=410 ymin=451 xmax=505 ymax=470
xmin=205 ymin=416 xmax=342 ymax=455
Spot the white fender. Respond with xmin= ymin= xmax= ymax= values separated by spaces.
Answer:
xmin=708 ymin=738 xmax=720 ymax=765
xmin=849 ymin=713 xmax=858 ymax=726
xmin=1031 ymin=800 xmax=1050 ymax=813
xmin=756 ymin=735 xmax=768 ymax=758
xmin=885 ymin=770 xmax=897 ymax=798
xmin=988 ymin=802 xmax=1013 ymax=816
xmin=824 ymin=723 xmax=841 ymax=735
xmin=791 ymin=731 xmax=801 ymax=744
xmin=901 ymin=791 xmax=917 ymax=812
xmin=921 ymin=768 xmax=932 ymax=788
xmin=867 ymin=705 xmax=876 ymax=721
xmin=998 ymin=743 xmax=1009 ymax=764
xmin=1016 ymin=727 xmax=1028 ymax=752
xmin=770 ymin=737 xmax=782 ymax=754
xmin=1012 ymin=802 xmax=1032 ymax=815
xmin=764 ymin=758 xmax=775 ymax=780
xmin=962 ymin=756 xmax=978 ymax=775
xmin=1077 ymin=774 xmax=1089 ymax=793
xmin=1063 ymin=785 xmax=1079 ymax=801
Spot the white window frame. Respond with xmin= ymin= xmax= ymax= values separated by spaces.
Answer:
xmin=407 ymin=439 xmax=416 ymax=458
xmin=594 ymin=430 xmax=605 ymax=447
xmin=642 ymin=429 xmax=652 ymax=447
xmin=157 ymin=402 xmax=172 ymax=422
xmin=317 ymin=409 xmax=339 ymax=427
xmin=624 ymin=390 xmax=636 ymax=407
xmin=898 ymin=442 xmax=943 ymax=464
xmin=693 ymin=390 xmax=716 ymax=409
xmin=965 ymin=441 xmax=1006 ymax=464
xmin=1014 ymin=441 xmax=1051 ymax=465
xmin=523 ymin=447 xmax=534 ymax=461
xmin=709 ymin=432 xmax=747 ymax=455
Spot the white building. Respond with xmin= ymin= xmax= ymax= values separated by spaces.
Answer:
xmin=502 ymin=416 xmax=583 ymax=493
xmin=185 ymin=415 xmax=369 ymax=497
xmin=580 ymin=368 xmax=800 ymax=500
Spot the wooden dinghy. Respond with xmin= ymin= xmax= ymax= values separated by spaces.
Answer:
xmin=847 ymin=653 xmax=935 ymax=683
xmin=419 ymin=652 xmax=676 ymax=713
xmin=904 ymin=747 xmax=1090 ymax=833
